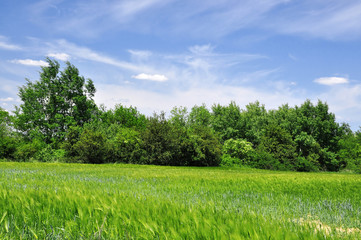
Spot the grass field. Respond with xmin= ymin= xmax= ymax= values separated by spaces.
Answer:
xmin=0 ymin=163 xmax=360 ymax=239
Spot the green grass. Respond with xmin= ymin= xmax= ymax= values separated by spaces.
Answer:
xmin=0 ymin=162 xmax=360 ymax=239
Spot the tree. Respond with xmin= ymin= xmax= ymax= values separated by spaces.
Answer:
xmin=0 ymin=108 xmax=17 ymax=159
xmin=221 ymin=138 xmax=254 ymax=166
xmin=14 ymin=58 xmax=97 ymax=145
xmin=72 ymin=127 xmax=106 ymax=164
xmin=211 ymin=101 xmax=243 ymax=142
xmin=169 ymin=106 xmax=188 ymax=128
xmin=100 ymin=104 xmax=146 ymax=129
xmin=188 ymin=104 xmax=211 ymax=128
xmin=142 ymin=112 xmax=180 ymax=165
xmin=257 ymin=123 xmax=297 ymax=170
xmin=240 ymin=101 xmax=269 ymax=146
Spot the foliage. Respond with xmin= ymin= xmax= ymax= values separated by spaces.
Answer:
xmin=188 ymin=104 xmax=211 ymax=127
xmin=186 ymin=125 xmax=222 ymax=166
xmin=221 ymin=138 xmax=253 ymax=166
xmin=13 ymin=135 xmax=46 ymax=162
xmin=141 ymin=112 xmax=221 ymax=166
xmin=72 ymin=126 xmax=107 ymax=164
xmin=257 ymin=123 xmax=297 ymax=170
xmin=211 ymin=101 xmax=242 ymax=142
xmin=338 ymin=132 xmax=361 ymax=173
xmin=14 ymin=58 xmax=97 ymax=145
xmin=106 ymin=126 xmax=146 ymax=164
xmin=0 ymin=108 xmax=17 ymax=159
xmin=100 ymin=104 xmax=146 ymax=129
xmin=240 ymin=101 xmax=269 ymax=146
xmin=141 ymin=112 xmax=180 ymax=165
xmin=169 ymin=106 xmax=188 ymax=128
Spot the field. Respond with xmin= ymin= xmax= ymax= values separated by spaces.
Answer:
xmin=0 ymin=163 xmax=361 ymax=239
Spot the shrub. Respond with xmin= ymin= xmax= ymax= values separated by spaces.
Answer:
xmin=72 ymin=128 xmax=106 ymax=164
xmin=14 ymin=138 xmax=46 ymax=162
xmin=106 ymin=127 xmax=146 ymax=164
xmin=258 ymin=124 xmax=297 ymax=170
xmin=248 ymin=150 xmax=281 ymax=170
xmin=141 ymin=112 xmax=177 ymax=165
xmin=187 ymin=126 xmax=222 ymax=166
xmin=221 ymin=138 xmax=254 ymax=166
xmin=35 ymin=146 xmax=66 ymax=162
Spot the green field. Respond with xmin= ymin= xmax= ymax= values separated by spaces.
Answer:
xmin=0 ymin=163 xmax=360 ymax=239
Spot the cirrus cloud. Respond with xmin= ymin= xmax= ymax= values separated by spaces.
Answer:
xmin=314 ymin=77 xmax=349 ymax=85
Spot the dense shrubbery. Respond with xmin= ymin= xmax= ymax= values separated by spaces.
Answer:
xmin=2 ymin=59 xmax=361 ymax=172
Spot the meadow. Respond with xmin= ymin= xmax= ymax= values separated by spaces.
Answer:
xmin=0 ymin=162 xmax=360 ymax=239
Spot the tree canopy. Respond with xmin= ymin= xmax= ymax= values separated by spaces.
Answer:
xmin=14 ymin=58 xmax=97 ymax=144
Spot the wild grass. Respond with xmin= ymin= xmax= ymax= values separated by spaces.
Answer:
xmin=0 ymin=162 xmax=360 ymax=239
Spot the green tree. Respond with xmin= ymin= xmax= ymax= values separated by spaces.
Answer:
xmin=294 ymin=100 xmax=348 ymax=171
xmin=188 ymin=104 xmax=211 ymax=127
xmin=72 ymin=127 xmax=106 ymax=164
xmin=240 ymin=101 xmax=269 ymax=146
xmin=142 ymin=112 xmax=180 ymax=165
xmin=169 ymin=106 xmax=188 ymax=128
xmin=106 ymin=126 xmax=146 ymax=164
xmin=100 ymin=104 xmax=146 ymax=129
xmin=14 ymin=58 xmax=97 ymax=145
xmin=0 ymin=108 xmax=17 ymax=159
xmin=221 ymin=138 xmax=254 ymax=166
xmin=211 ymin=101 xmax=243 ymax=142
xmin=258 ymin=123 xmax=297 ymax=170
xmin=338 ymin=131 xmax=361 ymax=172
xmin=186 ymin=125 xmax=222 ymax=166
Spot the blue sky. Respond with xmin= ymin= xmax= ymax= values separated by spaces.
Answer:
xmin=1 ymin=0 xmax=361 ymax=130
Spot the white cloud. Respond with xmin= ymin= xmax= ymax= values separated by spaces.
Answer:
xmin=47 ymin=53 xmax=70 ymax=61
xmin=314 ymin=77 xmax=349 ymax=85
xmin=10 ymin=59 xmax=49 ymax=67
xmin=0 ymin=97 xmax=14 ymax=102
xmin=132 ymin=73 xmax=168 ymax=82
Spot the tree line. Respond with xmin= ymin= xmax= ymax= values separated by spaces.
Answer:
xmin=1 ymin=59 xmax=360 ymax=172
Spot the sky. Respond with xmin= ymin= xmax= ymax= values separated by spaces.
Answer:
xmin=1 ymin=0 xmax=361 ymax=130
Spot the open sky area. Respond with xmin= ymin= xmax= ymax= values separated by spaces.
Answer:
xmin=1 ymin=0 xmax=361 ymax=130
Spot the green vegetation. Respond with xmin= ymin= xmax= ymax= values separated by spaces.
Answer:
xmin=1 ymin=58 xmax=361 ymax=173
xmin=0 ymin=162 xmax=360 ymax=239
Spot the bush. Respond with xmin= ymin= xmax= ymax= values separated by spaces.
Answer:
xmin=187 ymin=126 xmax=222 ymax=166
xmin=0 ymin=134 xmax=17 ymax=160
xmin=258 ymin=124 xmax=297 ymax=170
xmin=248 ymin=150 xmax=280 ymax=170
xmin=14 ymin=138 xmax=46 ymax=162
xmin=106 ymin=127 xmax=146 ymax=163
xmin=142 ymin=113 xmax=221 ymax=166
xmin=72 ymin=128 xmax=107 ymax=164
xmin=141 ymin=112 xmax=178 ymax=165
xmin=220 ymin=154 xmax=242 ymax=167
xmin=295 ymin=155 xmax=320 ymax=172
xmin=221 ymin=138 xmax=254 ymax=166
xmin=35 ymin=146 xmax=66 ymax=162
